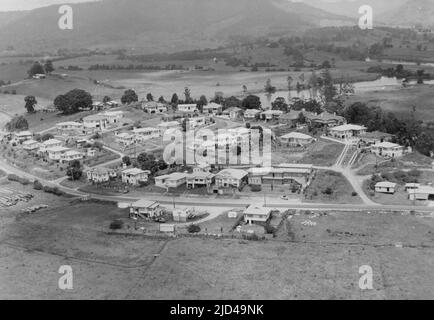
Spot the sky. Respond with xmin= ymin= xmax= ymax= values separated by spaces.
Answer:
xmin=0 ymin=0 xmax=99 ymax=11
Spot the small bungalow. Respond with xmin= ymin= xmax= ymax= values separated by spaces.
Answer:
xmin=158 ymin=121 xmax=181 ymax=135
xmin=244 ymin=109 xmax=261 ymax=120
xmin=22 ymin=139 xmax=40 ymax=151
xmin=115 ymin=132 xmax=135 ymax=146
xmin=222 ymin=107 xmax=243 ymax=120
xmin=177 ymin=104 xmax=198 ymax=113
xmin=405 ymin=183 xmax=421 ymax=192
xmin=261 ymin=110 xmax=283 ymax=121
xmin=375 ymin=181 xmax=397 ymax=194
xmin=203 ymin=102 xmax=222 ymax=115
xmin=359 ymin=131 xmax=393 ymax=146
xmin=370 ymin=142 xmax=405 ymax=159
xmin=14 ymin=131 xmax=33 ymax=143
xmin=408 ymin=186 xmax=434 ymax=201
xmin=279 ymin=110 xmax=303 ymax=127
xmin=304 ymin=111 xmax=346 ymax=128
xmin=142 ymin=101 xmax=168 ymax=114
xmin=279 ymin=132 xmax=315 ymax=147
xmin=121 ymin=168 xmax=150 ymax=186
xmin=329 ymin=124 xmax=367 ymax=140
xmin=83 ymin=114 xmax=109 ymax=132
xmin=102 ymin=111 xmax=124 ymax=124
xmin=61 ymin=150 xmax=84 ymax=163
xmin=185 ymin=116 xmax=206 ymax=130
xmin=155 ymin=172 xmax=187 ymax=189
xmin=193 ymin=164 xmax=212 ymax=173
xmin=243 ymin=205 xmax=273 ymax=225
xmin=133 ymin=127 xmax=160 ymax=142
xmin=130 ymin=200 xmax=163 ymax=219
xmin=86 ymin=167 xmax=117 ymax=183
xmin=47 ymin=146 xmax=70 ymax=161
xmin=56 ymin=122 xmax=83 ymax=135
xmin=39 ymin=139 xmax=63 ymax=153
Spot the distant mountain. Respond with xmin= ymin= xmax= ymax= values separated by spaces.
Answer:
xmin=380 ymin=0 xmax=434 ymax=27
xmin=0 ymin=0 xmax=353 ymax=53
xmin=303 ymin=0 xmax=407 ymax=18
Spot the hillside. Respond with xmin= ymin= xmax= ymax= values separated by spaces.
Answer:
xmin=380 ymin=0 xmax=434 ymax=27
xmin=0 ymin=0 xmax=352 ymax=53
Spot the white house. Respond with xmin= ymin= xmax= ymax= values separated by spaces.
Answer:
xmin=133 ymin=127 xmax=160 ymax=142
xmin=243 ymin=205 xmax=273 ymax=225
xmin=56 ymin=122 xmax=83 ymax=135
xmin=115 ymin=132 xmax=136 ymax=146
xmin=185 ymin=116 xmax=206 ymax=130
xmin=408 ymin=186 xmax=434 ymax=201
xmin=215 ymin=168 xmax=248 ymax=189
xmin=39 ymin=139 xmax=63 ymax=153
xmin=155 ymin=173 xmax=187 ymax=189
xmin=193 ymin=164 xmax=212 ymax=173
xmin=279 ymin=132 xmax=315 ymax=146
xmin=222 ymin=107 xmax=243 ymax=120
xmin=158 ymin=121 xmax=181 ymax=135
xmin=261 ymin=110 xmax=283 ymax=121
xmin=186 ymin=172 xmax=215 ymax=189
xmin=178 ymin=104 xmax=197 ymax=113
xmin=203 ymin=102 xmax=222 ymax=115
xmin=22 ymin=139 xmax=40 ymax=151
xmin=329 ymin=124 xmax=367 ymax=140
xmin=61 ymin=150 xmax=84 ymax=163
xmin=370 ymin=142 xmax=405 ymax=158
xmin=244 ymin=109 xmax=261 ymax=120
xmin=405 ymin=183 xmax=421 ymax=192
xmin=121 ymin=168 xmax=150 ymax=186
xmin=142 ymin=101 xmax=168 ymax=114
xmin=83 ymin=114 xmax=109 ymax=132
xmin=102 ymin=111 xmax=124 ymax=124
xmin=375 ymin=181 xmax=397 ymax=194
xmin=86 ymin=167 xmax=117 ymax=183
xmin=47 ymin=146 xmax=70 ymax=161
xmin=14 ymin=131 xmax=33 ymax=143
xmin=130 ymin=200 xmax=163 ymax=219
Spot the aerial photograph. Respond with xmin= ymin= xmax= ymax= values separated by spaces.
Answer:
xmin=0 ymin=0 xmax=433 ymax=305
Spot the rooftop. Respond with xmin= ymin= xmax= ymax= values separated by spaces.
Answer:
xmin=330 ymin=124 xmax=367 ymax=132
xmin=122 ymin=168 xmax=149 ymax=175
xmin=373 ymin=142 xmax=403 ymax=149
xmin=376 ymin=181 xmax=397 ymax=188
xmin=131 ymin=199 xmax=160 ymax=209
xmin=216 ymin=168 xmax=248 ymax=180
xmin=280 ymin=132 xmax=313 ymax=140
xmin=244 ymin=205 xmax=273 ymax=217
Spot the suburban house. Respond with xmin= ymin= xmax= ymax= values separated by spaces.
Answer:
xmin=279 ymin=132 xmax=315 ymax=147
xmin=60 ymin=150 xmax=84 ymax=163
xmin=248 ymin=164 xmax=314 ymax=192
xmin=261 ymin=110 xmax=283 ymax=121
xmin=39 ymin=139 xmax=63 ymax=153
xmin=14 ymin=131 xmax=33 ymax=143
xmin=133 ymin=127 xmax=160 ymax=142
xmin=243 ymin=205 xmax=273 ymax=225
xmin=142 ymin=101 xmax=168 ymax=114
xmin=359 ymin=131 xmax=394 ymax=146
xmin=405 ymin=183 xmax=421 ymax=192
xmin=193 ymin=164 xmax=212 ymax=173
xmin=86 ymin=167 xmax=117 ymax=183
xmin=115 ymin=132 xmax=135 ymax=146
xmin=329 ymin=124 xmax=367 ymax=140
xmin=215 ymin=168 xmax=248 ymax=189
xmin=223 ymin=107 xmax=243 ymax=120
xmin=370 ymin=142 xmax=405 ymax=158
xmin=203 ymin=102 xmax=223 ymax=115
xmin=121 ymin=168 xmax=150 ymax=186
xmin=158 ymin=121 xmax=181 ymax=135
xmin=408 ymin=186 xmax=434 ymax=201
xmin=375 ymin=181 xmax=397 ymax=194
xmin=86 ymin=148 xmax=97 ymax=157
xmin=47 ymin=146 xmax=70 ymax=161
xmin=244 ymin=109 xmax=261 ymax=120
xmin=22 ymin=139 xmax=40 ymax=151
xmin=155 ymin=173 xmax=187 ymax=189
xmin=105 ymin=100 xmax=119 ymax=108
xmin=102 ymin=111 xmax=124 ymax=124
xmin=83 ymin=114 xmax=109 ymax=132
xmin=186 ymin=172 xmax=215 ymax=189
xmin=185 ymin=116 xmax=206 ymax=130
xmin=177 ymin=104 xmax=198 ymax=113
xmin=304 ymin=111 xmax=346 ymax=128
xmin=129 ymin=200 xmax=163 ymax=219
xmin=56 ymin=122 xmax=83 ymax=135
xmin=279 ymin=110 xmax=304 ymax=127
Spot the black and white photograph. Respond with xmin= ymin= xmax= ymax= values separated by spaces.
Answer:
xmin=0 ymin=0 xmax=433 ymax=305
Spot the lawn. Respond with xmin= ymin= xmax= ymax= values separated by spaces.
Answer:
xmin=304 ymin=170 xmax=363 ymax=204
xmin=298 ymin=139 xmax=344 ymax=167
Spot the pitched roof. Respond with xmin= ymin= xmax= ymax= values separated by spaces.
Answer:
xmin=131 ymin=199 xmax=160 ymax=209
xmin=375 ymin=181 xmax=397 ymax=188
xmin=280 ymin=132 xmax=313 ymax=140
xmin=244 ymin=205 xmax=273 ymax=217
xmin=122 ymin=168 xmax=149 ymax=175
xmin=373 ymin=142 xmax=403 ymax=149
xmin=216 ymin=168 xmax=248 ymax=180
xmin=330 ymin=124 xmax=367 ymax=132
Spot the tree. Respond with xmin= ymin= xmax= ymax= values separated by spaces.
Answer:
xmin=223 ymin=96 xmax=241 ymax=110
xmin=54 ymin=89 xmax=93 ymax=115
xmin=44 ymin=60 xmax=54 ymax=74
xmin=24 ymin=95 xmax=37 ymax=113
xmin=137 ymin=153 xmax=159 ymax=174
xmin=146 ymin=93 xmax=154 ymax=101
xmin=66 ymin=160 xmax=83 ymax=181
xmin=27 ymin=61 xmax=45 ymax=78
xmin=264 ymin=79 xmax=276 ymax=94
xmin=121 ymin=89 xmax=138 ymax=105
xmin=271 ymin=97 xmax=288 ymax=112
xmin=321 ymin=60 xmax=332 ymax=69
xmin=241 ymin=95 xmax=261 ymax=110
xmin=40 ymin=133 xmax=54 ymax=141
xmin=287 ymin=76 xmax=293 ymax=91
xmin=158 ymin=96 xmax=165 ymax=103
xmin=6 ymin=116 xmax=29 ymax=132
xmin=171 ymin=93 xmax=179 ymax=105
xmin=103 ymin=96 xmax=111 ymax=103
xmin=122 ymin=156 xmax=131 ymax=166
xmin=319 ymin=69 xmax=338 ymax=105
xmin=184 ymin=87 xmax=192 ymax=103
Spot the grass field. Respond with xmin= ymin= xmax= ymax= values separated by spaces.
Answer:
xmin=0 ymin=199 xmax=433 ymax=299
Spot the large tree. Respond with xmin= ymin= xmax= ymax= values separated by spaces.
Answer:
xmin=121 ymin=89 xmax=138 ymax=105
xmin=6 ymin=116 xmax=29 ymax=132
xmin=241 ymin=95 xmax=261 ymax=110
xmin=27 ymin=61 xmax=45 ymax=78
xmin=44 ymin=60 xmax=54 ymax=74
xmin=24 ymin=95 xmax=37 ymax=113
xmin=54 ymin=89 xmax=93 ymax=115
xmin=66 ymin=160 xmax=83 ymax=181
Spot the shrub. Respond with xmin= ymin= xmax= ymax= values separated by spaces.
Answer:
xmin=250 ymin=185 xmax=261 ymax=192
xmin=7 ymin=174 xmax=30 ymax=185
xmin=323 ymin=187 xmax=333 ymax=195
xmin=187 ymin=224 xmax=201 ymax=234
xmin=352 ymin=191 xmax=358 ymax=197
xmin=264 ymin=224 xmax=276 ymax=235
xmin=110 ymin=219 xmax=124 ymax=230
xmin=33 ymin=180 xmax=43 ymax=190
xmin=42 ymin=186 xmax=64 ymax=196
